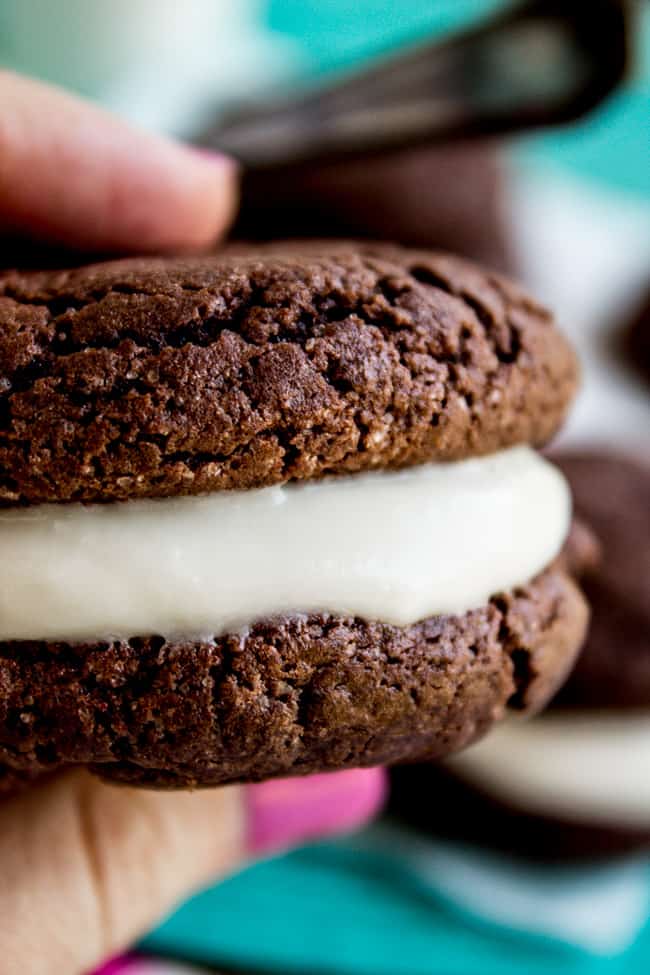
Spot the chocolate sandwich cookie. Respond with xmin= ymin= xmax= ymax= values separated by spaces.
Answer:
xmin=0 ymin=243 xmax=586 ymax=788
xmin=391 ymin=450 xmax=650 ymax=859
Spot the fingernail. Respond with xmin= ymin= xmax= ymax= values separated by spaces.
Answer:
xmin=246 ymin=767 xmax=387 ymax=855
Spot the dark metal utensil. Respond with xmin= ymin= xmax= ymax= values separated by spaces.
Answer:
xmin=198 ymin=0 xmax=630 ymax=173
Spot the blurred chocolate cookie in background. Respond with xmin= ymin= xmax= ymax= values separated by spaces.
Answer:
xmin=553 ymin=451 xmax=650 ymax=710
xmin=234 ymin=143 xmax=513 ymax=273
xmin=390 ymin=449 xmax=650 ymax=860
xmin=622 ymin=287 xmax=650 ymax=387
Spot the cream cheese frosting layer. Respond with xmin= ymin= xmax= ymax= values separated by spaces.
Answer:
xmin=448 ymin=714 xmax=650 ymax=827
xmin=0 ymin=445 xmax=570 ymax=642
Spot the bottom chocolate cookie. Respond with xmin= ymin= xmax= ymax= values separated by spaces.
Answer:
xmin=0 ymin=566 xmax=586 ymax=789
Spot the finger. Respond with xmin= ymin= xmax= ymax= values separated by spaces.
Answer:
xmin=0 ymin=767 xmax=386 ymax=975
xmin=0 ymin=772 xmax=243 ymax=975
xmin=0 ymin=70 xmax=238 ymax=254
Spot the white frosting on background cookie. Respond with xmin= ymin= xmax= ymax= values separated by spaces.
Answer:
xmin=448 ymin=713 xmax=650 ymax=826
xmin=0 ymin=445 xmax=569 ymax=641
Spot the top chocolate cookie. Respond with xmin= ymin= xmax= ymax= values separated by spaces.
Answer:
xmin=0 ymin=243 xmax=577 ymax=505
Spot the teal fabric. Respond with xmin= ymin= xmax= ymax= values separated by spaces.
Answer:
xmin=143 ymin=832 xmax=650 ymax=974
xmin=267 ymin=0 xmax=650 ymax=199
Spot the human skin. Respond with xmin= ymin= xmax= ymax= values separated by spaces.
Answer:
xmin=0 ymin=70 xmax=387 ymax=975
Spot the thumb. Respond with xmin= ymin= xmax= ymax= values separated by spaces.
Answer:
xmin=0 ymin=768 xmax=385 ymax=975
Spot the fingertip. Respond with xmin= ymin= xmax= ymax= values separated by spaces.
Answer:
xmin=159 ymin=146 xmax=240 ymax=253
xmin=246 ymin=767 xmax=388 ymax=856
xmin=83 ymin=136 xmax=241 ymax=254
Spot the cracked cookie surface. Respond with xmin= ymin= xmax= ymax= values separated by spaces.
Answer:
xmin=0 ymin=243 xmax=577 ymax=504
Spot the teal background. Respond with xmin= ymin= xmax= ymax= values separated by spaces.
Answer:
xmin=267 ymin=0 xmax=650 ymax=198
xmin=143 ymin=841 xmax=650 ymax=974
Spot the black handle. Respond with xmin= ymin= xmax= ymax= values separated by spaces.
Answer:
xmin=199 ymin=0 xmax=630 ymax=172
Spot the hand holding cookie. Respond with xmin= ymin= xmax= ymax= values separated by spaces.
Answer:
xmin=0 ymin=72 xmax=386 ymax=975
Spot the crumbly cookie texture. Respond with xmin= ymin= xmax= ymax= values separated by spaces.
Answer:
xmin=0 ymin=566 xmax=587 ymax=789
xmin=0 ymin=244 xmax=577 ymax=504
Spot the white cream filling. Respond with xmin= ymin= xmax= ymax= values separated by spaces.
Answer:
xmin=448 ymin=714 xmax=650 ymax=827
xmin=0 ymin=445 xmax=569 ymax=642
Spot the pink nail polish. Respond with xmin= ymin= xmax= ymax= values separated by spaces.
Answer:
xmin=92 ymin=955 xmax=193 ymax=974
xmin=91 ymin=954 xmax=139 ymax=975
xmin=246 ymin=767 xmax=387 ymax=856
